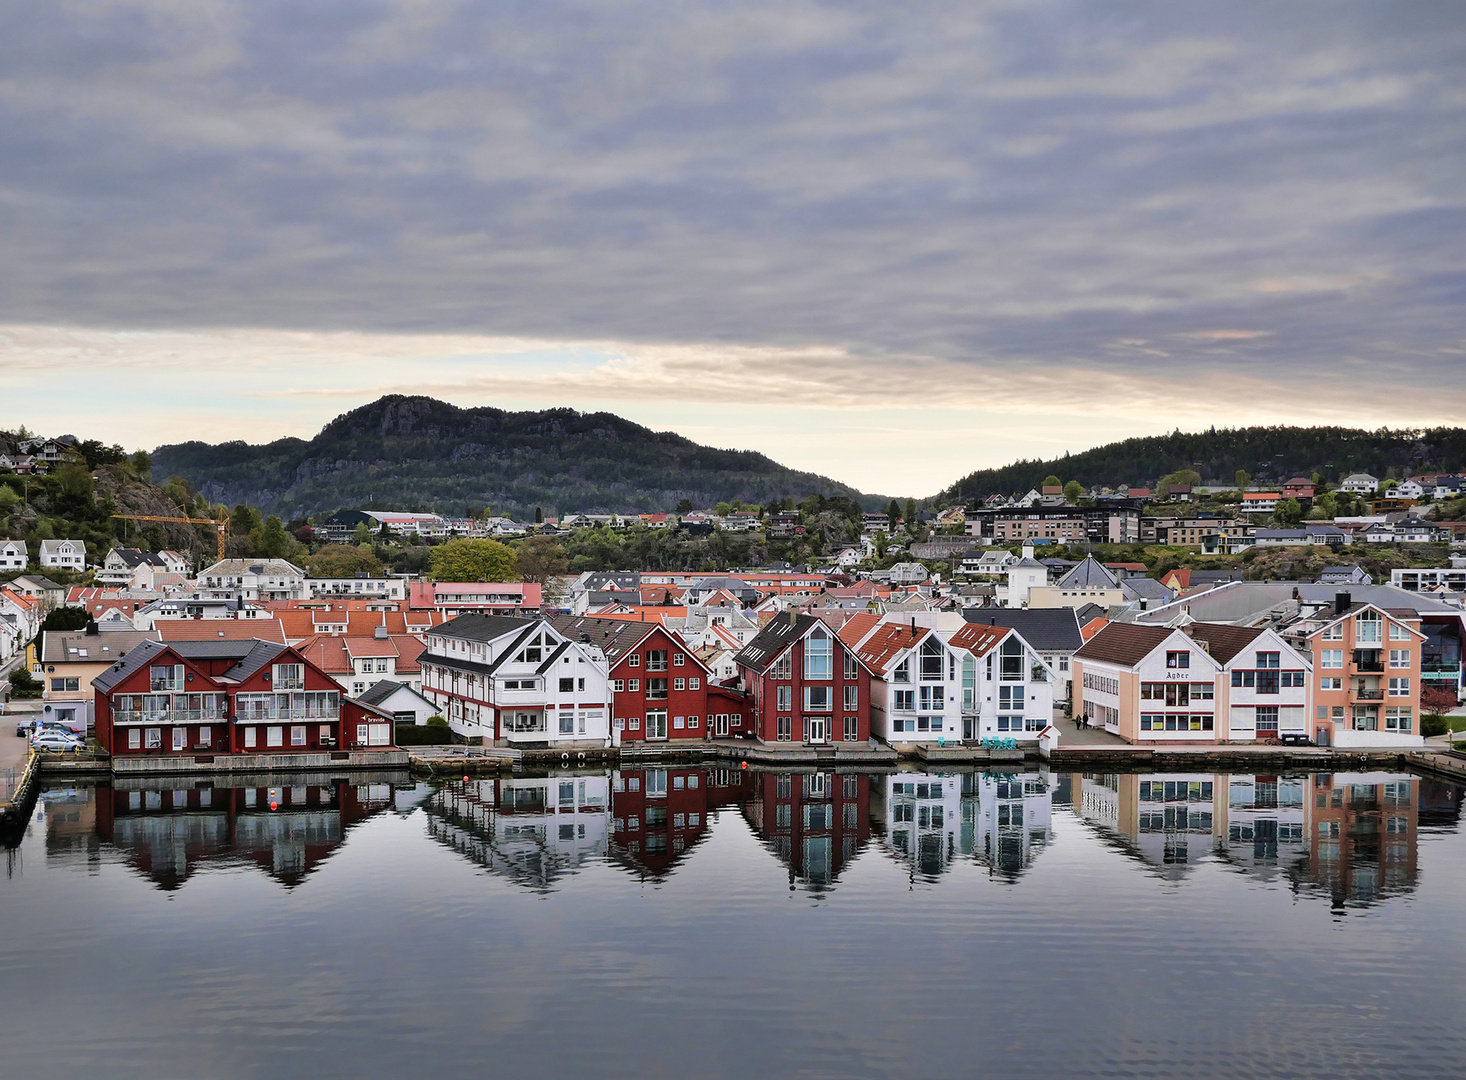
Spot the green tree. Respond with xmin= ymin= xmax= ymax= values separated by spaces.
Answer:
xmin=515 ymin=535 xmax=569 ymax=583
xmin=535 ymin=506 xmax=544 ymax=524
xmin=1235 ymin=469 xmax=1251 ymax=492
xmin=429 ymin=538 xmax=518 ymax=581
xmin=886 ymin=499 xmax=902 ymax=530
xmin=55 ymin=462 xmax=94 ymax=509
xmin=130 ymin=449 xmax=153 ymax=479
xmin=1275 ymin=498 xmax=1304 ymax=527
xmin=1043 ymin=474 xmax=1061 ymax=488
xmin=714 ymin=502 xmax=731 ymax=517
xmin=904 ymin=498 xmax=917 ymax=525
xmin=675 ymin=498 xmax=694 ymax=514
xmin=1156 ymin=469 xmax=1202 ymax=497
xmin=352 ymin=521 xmax=373 ymax=545
xmin=257 ymin=516 xmax=292 ymax=558
xmin=1063 ymin=480 xmax=1083 ymax=504
xmin=40 ymin=606 xmax=93 ymax=633
xmin=307 ymin=543 xmax=383 ymax=577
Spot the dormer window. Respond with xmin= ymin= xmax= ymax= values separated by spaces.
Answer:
xmin=1165 ymin=651 xmax=1190 ymax=670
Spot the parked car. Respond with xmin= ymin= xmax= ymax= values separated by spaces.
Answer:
xmin=31 ymin=730 xmax=85 ymax=752
xmin=16 ymin=719 xmax=34 ymax=737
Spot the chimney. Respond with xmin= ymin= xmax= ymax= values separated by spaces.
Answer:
xmin=85 ymin=619 xmax=98 ymax=635
xmin=1334 ymin=591 xmax=1351 ymax=616
xmin=1022 ymin=543 xmax=1034 ymax=561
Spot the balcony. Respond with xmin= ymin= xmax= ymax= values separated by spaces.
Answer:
xmin=1352 ymin=689 xmax=1385 ymax=702
xmin=1351 ymin=653 xmax=1384 ymax=673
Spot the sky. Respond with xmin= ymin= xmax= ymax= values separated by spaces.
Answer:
xmin=3 ymin=0 xmax=1465 ymax=496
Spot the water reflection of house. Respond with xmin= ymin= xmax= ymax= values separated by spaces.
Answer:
xmin=1068 ymin=770 xmax=1450 ymax=909
xmin=742 ymin=771 xmax=871 ymax=888
xmin=870 ymin=770 xmax=1053 ymax=880
xmin=40 ymin=785 xmax=100 ymax=871
xmin=95 ymin=773 xmax=403 ymax=889
xmin=1301 ymin=773 xmax=1418 ymax=908
xmin=609 ymin=766 xmax=753 ymax=878
xmin=423 ymin=773 xmax=611 ymax=890
xmin=964 ymin=772 xmax=1053 ymax=878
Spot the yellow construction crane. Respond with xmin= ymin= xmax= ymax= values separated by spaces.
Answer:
xmin=111 ymin=512 xmax=230 ymax=562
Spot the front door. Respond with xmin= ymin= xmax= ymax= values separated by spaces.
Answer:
xmin=646 ymin=710 xmax=668 ymax=740
xmin=715 ymin=713 xmax=729 ymax=737
xmin=806 ymin=716 xmax=827 ymax=744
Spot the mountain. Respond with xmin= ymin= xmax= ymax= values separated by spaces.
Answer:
xmin=940 ymin=426 xmax=1466 ymax=500
xmin=152 ymin=395 xmax=879 ymax=521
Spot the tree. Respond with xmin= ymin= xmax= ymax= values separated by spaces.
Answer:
xmin=1043 ymin=474 xmax=1061 ymax=488
xmin=429 ymin=538 xmax=518 ymax=581
xmin=55 ymin=462 xmax=94 ymax=509
xmin=1235 ymin=469 xmax=1250 ymax=492
xmin=352 ymin=521 xmax=373 ymax=546
xmin=41 ymin=606 xmax=92 ymax=633
xmin=307 ymin=543 xmax=383 ymax=578
xmin=257 ymin=516 xmax=291 ymax=558
xmin=535 ymin=506 xmax=544 ymax=524
xmin=295 ymin=525 xmax=316 ymax=544
xmin=9 ymin=668 xmax=42 ymax=700
xmin=1156 ymin=469 xmax=1202 ymax=497
xmin=675 ymin=498 xmax=694 ymax=514
xmin=1275 ymin=498 xmax=1304 ymax=527
xmin=515 ymin=536 xmax=569 ymax=584
xmin=714 ymin=502 xmax=731 ymax=517
xmin=904 ymin=498 xmax=917 ymax=526
xmin=1063 ymin=480 xmax=1083 ymax=504
xmin=886 ymin=499 xmax=902 ymax=530
xmin=130 ymin=449 xmax=153 ymax=479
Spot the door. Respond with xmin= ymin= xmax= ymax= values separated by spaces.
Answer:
xmin=646 ymin=710 xmax=668 ymax=740
xmin=963 ymin=716 xmax=976 ymax=741
xmin=714 ymin=713 xmax=729 ymax=737
xmin=806 ymin=716 xmax=827 ymax=744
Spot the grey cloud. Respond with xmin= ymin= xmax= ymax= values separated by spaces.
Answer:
xmin=2 ymin=0 xmax=1465 ymax=406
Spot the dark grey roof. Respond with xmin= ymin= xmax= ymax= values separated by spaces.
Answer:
xmin=549 ymin=614 xmax=658 ymax=663
xmin=1121 ymin=577 xmax=1174 ymax=603
xmin=434 ymin=612 xmax=538 ymax=643
xmin=1057 ymin=557 xmax=1119 ymax=589
xmin=581 ymin=572 xmax=641 ymax=591
xmin=41 ymin=629 xmax=158 ymax=664
xmin=91 ymin=638 xmax=171 ymax=692
xmin=357 ymin=680 xmax=415 ymax=707
xmin=960 ymin=608 xmax=1083 ymax=652
xmin=734 ymin=612 xmax=821 ymax=672
xmin=220 ymin=639 xmax=290 ymax=682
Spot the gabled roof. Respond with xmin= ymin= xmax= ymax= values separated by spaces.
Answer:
xmin=849 ymin=622 xmax=928 ymax=676
xmin=835 ymin=612 xmax=882 ymax=652
xmin=1056 ymin=557 xmax=1119 ymax=589
xmin=959 ymin=608 xmax=1083 ymax=652
xmin=41 ymin=629 xmax=158 ymax=664
xmin=548 ymin=614 xmax=660 ymax=664
xmin=92 ymin=638 xmax=261 ymax=692
xmin=357 ymin=680 xmax=434 ymax=708
xmin=948 ymin=622 xmax=1010 ymax=658
xmin=734 ymin=612 xmax=826 ymax=673
xmin=431 ymin=612 xmax=539 ymax=643
xmin=219 ymin=639 xmax=292 ymax=683
xmin=1181 ymin=623 xmax=1268 ymax=666
xmin=1074 ymin=622 xmax=1180 ymax=667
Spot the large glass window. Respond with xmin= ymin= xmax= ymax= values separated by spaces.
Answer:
xmin=804 ymin=630 xmax=833 ymax=679
xmin=272 ymin=663 xmax=305 ymax=690
xmin=1000 ymin=639 xmax=1024 ymax=680
xmin=919 ymin=639 xmax=943 ymax=680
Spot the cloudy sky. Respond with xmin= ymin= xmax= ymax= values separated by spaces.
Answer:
xmin=3 ymin=1 xmax=1464 ymax=495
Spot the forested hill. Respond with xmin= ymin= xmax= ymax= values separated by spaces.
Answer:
xmin=940 ymin=426 xmax=1466 ymax=500
xmin=152 ymin=395 xmax=878 ymax=520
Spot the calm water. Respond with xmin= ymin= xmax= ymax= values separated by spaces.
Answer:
xmin=3 ymin=766 xmax=1465 ymax=1080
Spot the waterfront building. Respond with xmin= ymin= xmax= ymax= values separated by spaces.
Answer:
xmin=1300 ymin=599 xmax=1425 ymax=747
xmin=93 ymin=638 xmax=395 ymax=758
xmin=549 ymin=614 xmax=745 ymax=741
xmin=418 ymin=613 xmax=612 ymax=746
xmin=1072 ymin=622 xmax=1312 ymax=744
xmin=837 ymin=613 xmax=1056 ymax=745
xmin=733 ymin=612 xmax=874 ymax=745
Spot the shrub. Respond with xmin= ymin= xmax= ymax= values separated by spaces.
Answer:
xmin=1420 ymin=713 xmax=1450 ymax=738
xmin=395 ymin=723 xmax=455 ymax=746
xmin=8 ymin=668 xmax=42 ymax=700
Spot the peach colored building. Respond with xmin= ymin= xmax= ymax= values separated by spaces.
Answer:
xmin=1304 ymin=599 xmax=1425 ymax=747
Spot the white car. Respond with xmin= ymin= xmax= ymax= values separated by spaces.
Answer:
xmin=31 ymin=730 xmax=85 ymax=752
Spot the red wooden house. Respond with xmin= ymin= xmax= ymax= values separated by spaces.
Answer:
xmin=552 ymin=615 xmax=750 ymax=741
xmin=93 ymin=638 xmax=394 ymax=759
xmin=733 ymin=612 xmax=873 ymax=744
